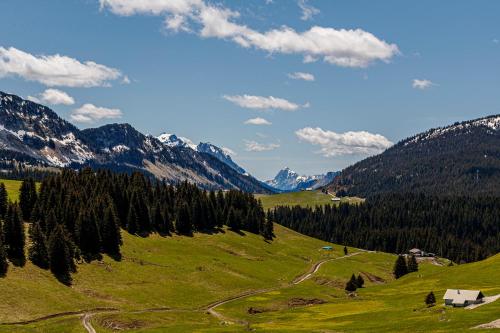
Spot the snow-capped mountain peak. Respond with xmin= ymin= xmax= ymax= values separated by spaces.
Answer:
xmin=157 ymin=133 xmax=197 ymax=150
xmin=266 ymin=167 xmax=338 ymax=192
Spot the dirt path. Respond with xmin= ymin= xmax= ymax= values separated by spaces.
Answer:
xmin=467 ymin=294 xmax=500 ymax=310
xmin=205 ymin=252 xmax=362 ymax=324
xmin=82 ymin=313 xmax=96 ymax=333
xmin=472 ymin=319 xmax=500 ymax=329
xmin=0 ymin=252 xmax=364 ymax=332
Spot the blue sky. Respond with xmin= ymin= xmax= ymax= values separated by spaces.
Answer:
xmin=1 ymin=0 xmax=499 ymax=180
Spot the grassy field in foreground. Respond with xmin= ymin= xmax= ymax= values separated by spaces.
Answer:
xmin=217 ymin=253 xmax=500 ymax=332
xmin=256 ymin=190 xmax=363 ymax=211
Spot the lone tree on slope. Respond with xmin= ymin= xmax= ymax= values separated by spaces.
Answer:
xmin=345 ymin=274 xmax=358 ymax=292
xmin=393 ymin=255 xmax=409 ymax=279
xmin=408 ymin=255 xmax=419 ymax=273
xmin=425 ymin=291 xmax=436 ymax=307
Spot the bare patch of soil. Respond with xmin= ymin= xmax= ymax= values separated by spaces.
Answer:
xmin=361 ymin=271 xmax=386 ymax=284
xmin=99 ymin=316 xmax=147 ymax=331
xmin=288 ymin=298 xmax=326 ymax=307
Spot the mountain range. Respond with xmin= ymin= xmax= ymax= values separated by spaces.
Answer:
xmin=266 ymin=167 xmax=338 ymax=192
xmin=328 ymin=114 xmax=500 ymax=196
xmin=0 ymin=91 xmax=273 ymax=193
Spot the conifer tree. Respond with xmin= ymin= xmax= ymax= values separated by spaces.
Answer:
xmin=4 ymin=204 xmax=25 ymax=266
xmin=356 ymin=274 xmax=365 ymax=288
xmin=28 ymin=222 xmax=49 ymax=269
xmin=0 ymin=222 xmax=8 ymax=277
xmin=101 ymin=206 xmax=122 ymax=258
xmin=19 ymin=178 xmax=37 ymax=221
xmin=75 ymin=209 xmax=101 ymax=261
xmin=408 ymin=255 xmax=419 ymax=273
xmin=175 ymin=201 xmax=192 ymax=235
xmin=226 ymin=207 xmax=240 ymax=231
xmin=48 ymin=225 xmax=73 ymax=285
xmin=126 ymin=205 xmax=139 ymax=235
xmin=344 ymin=246 xmax=348 ymax=255
xmin=393 ymin=255 xmax=409 ymax=279
xmin=345 ymin=274 xmax=358 ymax=292
xmin=262 ymin=219 xmax=274 ymax=240
xmin=0 ymin=183 xmax=7 ymax=218
xmin=425 ymin=291 xmax=436 ymax=306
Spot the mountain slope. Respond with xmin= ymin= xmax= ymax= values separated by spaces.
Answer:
xmin=0 ymin=91 xmax=272 ymax=193
xmin=267 ymin=167 xmax=338 ymax=192
xmin=328 ymin=115 xmax=500 ymax=196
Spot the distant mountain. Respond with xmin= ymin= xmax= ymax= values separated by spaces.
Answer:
xmin=328 ymin=115 xmax=500 ymax=197
xmin=0 ymin=91 xmax=273 ymax=193
xmin=267 ymin=167 xmax=338 ymax=192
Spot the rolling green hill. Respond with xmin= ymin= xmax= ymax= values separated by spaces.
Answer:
xmin=0 ymin=179 xmax=498 ymax=332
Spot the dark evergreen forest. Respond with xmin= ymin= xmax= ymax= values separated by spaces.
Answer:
xmin=0 ymin=168 xmax=272 ymax=284
xmin=268 ymin=194 xmax=500 ymax=263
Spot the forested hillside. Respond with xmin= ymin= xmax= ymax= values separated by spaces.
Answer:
xmin=329 ymin=115 xmax=500 ymax=197
xmin=0 ymin=169 xmax=272 ymax=284
xmin=268 ymin=193 xmax=500 ymax=263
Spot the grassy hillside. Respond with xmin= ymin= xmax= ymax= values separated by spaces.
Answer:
xmin=0 ymin=178 xmax=23 ymax=202
xmin=0 ymin=179 xmax=497 ymax=332
xmin=256 ymin=190 xmax=363 ymax=211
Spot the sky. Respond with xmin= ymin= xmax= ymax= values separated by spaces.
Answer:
xmin=0 ymin=0 xmax=499 ymax=180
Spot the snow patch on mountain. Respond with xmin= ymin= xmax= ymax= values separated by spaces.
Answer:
xmin=267 ymin=167 xmax=338 ymax=192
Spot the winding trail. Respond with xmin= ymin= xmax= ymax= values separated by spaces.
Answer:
xmin=0 ymin=252 xmax=364 ymax=332
xmin=205 ymin=252 xmax=362 ymax=324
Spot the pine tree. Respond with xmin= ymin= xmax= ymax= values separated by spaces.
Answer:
xmin=408 ymin=255 xmax=419 ymax=273
xmin=126 ymin=204 xmax=139 ymax=235
xmin=0 ymin=183 xmax=7 ymax=218
xmin=425 ymin=291 xmax=436 ymax=306
xmin=344 ymin=246 xmax=348 ymax=255
xmin=75 ymin=208 xmax=101 ymax=261
xmin=393 ymin=255 xmax=409 ymax=279
xmin=101 ymin=206 xmax=122 ymax=258
xmin=28 ymin=222 xmax=49 ymax=269
xmin=4 ymin=204 xmax=25 ymax=266
xmin=262 ymin=219 xmax=274 ymax=240
xmin=356 ymin=274 xmax=365 ymax=288
xmin=226 ymin=207 xmax=240 ymax=231
xmin=175 ymin=202 xmax=192 ymax=235
xmin=0 ymin=222 xmax=8 ymax=277
xmin=48 ymin=225 xmax=73 ymax=285
xmin=345 ymin=274 xmax=357 ymax=292
xmin=19 ymin=178 xmax=37 ymax=221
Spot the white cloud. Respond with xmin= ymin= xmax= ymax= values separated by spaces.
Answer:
xmin=412 ymin=79 xmax=434 ymax=90
xmin=36 ymin=89 xmax=75 ymax=105
xmin=0 ymin=46 xmax=123 ymax=87
xmin=224 ymin=94 xmax=305 ymax=111
xmin=26 ymin=95 xmax=41 ymax=103
xmin=245 ymin=140 xmax=280 ymax=152
xmin=298 ymin=0 xmax=319 ymax=21
xmin=288 ymin=71 xmax=315 ymax=81
xmin=244 ymin=117 xmax=272 ymax=125
xmin=99 ymin=0 xmax=399 ymax=68
xmin=295 ymin=127 xmax=392 ymax=157
xmin=70 ymin=103 xmax=122 ymax=123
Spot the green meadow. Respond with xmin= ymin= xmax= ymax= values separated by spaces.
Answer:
xmin=0 ymin=179 xmax=498 ymax=332
xmin=256 ymin=190 xmax=363 ymax=210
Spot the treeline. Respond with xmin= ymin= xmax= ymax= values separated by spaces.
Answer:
xmin=268 ymin=193 xmax=500 ymax=263
xmin=0 ymin=168 xmax=273 ymax=284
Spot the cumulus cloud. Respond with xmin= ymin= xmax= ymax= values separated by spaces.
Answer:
xmin=0 ymin=46 xmax=123 ymax=87
xmin=412 ymin=79 xmax=434 ymax=90
xmin=224 ymin=94 xmax=305 ymax=111
xmin=29 ymin=89 xmax=75 ymax=105
xmin=70 ymin=103 xmax=122 ymax=123
xmin=298 ymin=0 xmax=319 ymax=21
xmin=295 ymin=127 xmax=392 ymax=156
xmin=244 ymin=117 xmax=272 ymax=125
xmin=245 ymin=140 xmax=280 ymax=152
xmin=99 ymin=0 xmax=399 ymax=68
xmin=288 ymin=71 xmax=315 ymax=81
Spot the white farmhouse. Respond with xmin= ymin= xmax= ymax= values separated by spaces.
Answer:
xmin=443 ymin=289 xmax=484 ymax=307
